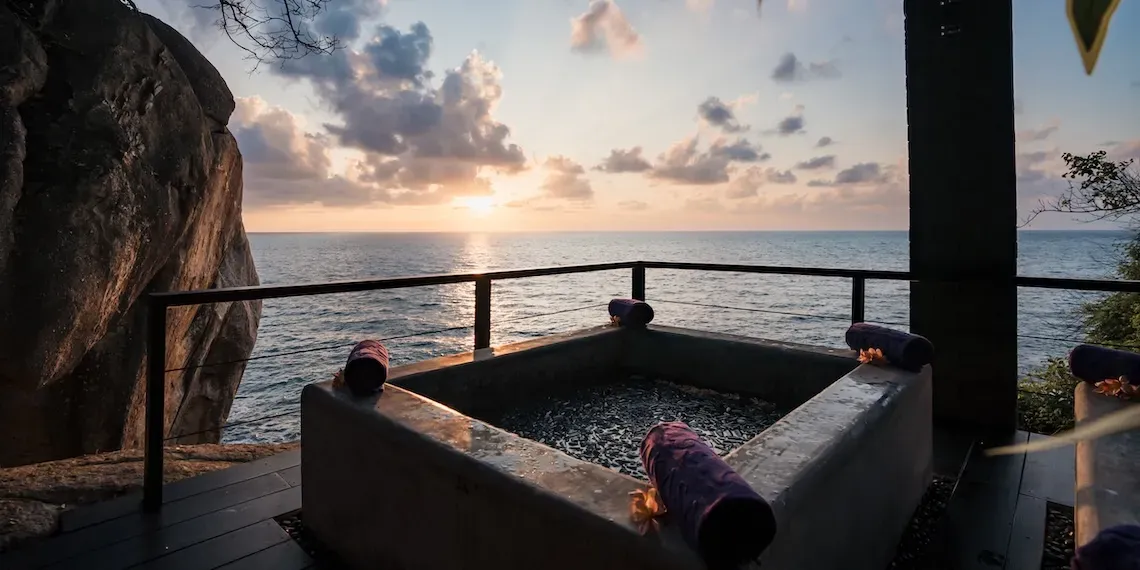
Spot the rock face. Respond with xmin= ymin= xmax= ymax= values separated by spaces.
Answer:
xmin=0 ymin=0 xmax=262 ymax=466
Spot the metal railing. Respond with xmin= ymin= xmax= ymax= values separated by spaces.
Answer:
xmin=141 ymin=260 xmax=1140 ymax=510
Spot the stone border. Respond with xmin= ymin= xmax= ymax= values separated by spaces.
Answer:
xmin=1074 ymin=382 xmax=1140 ymax=547
xmin=301 ymin=326 xmax=931 ymax=570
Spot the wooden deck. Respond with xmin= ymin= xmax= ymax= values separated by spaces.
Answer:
xmin=0 ymin=428 xmax=1075 ymax=570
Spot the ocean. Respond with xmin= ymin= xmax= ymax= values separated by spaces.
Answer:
xmin=220 ymin=230 xmax=1129 ymax=443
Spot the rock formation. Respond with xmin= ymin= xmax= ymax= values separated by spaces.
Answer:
xmin=0 ymin=0 xmax=261 ymax=466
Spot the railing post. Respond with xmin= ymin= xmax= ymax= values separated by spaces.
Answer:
xmin=474 ymin=276 xmax=491 ymax=350
xmin=632 ymin=264 xmax=646 ymax=301
xmin=143 ymin=296 xmax=167 ymax=512
xmin=851 ymin=276 xmax=865 ymax=325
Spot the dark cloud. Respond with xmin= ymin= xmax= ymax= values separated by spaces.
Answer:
xmin=231 ymin=97 xmax=379 ymax=208
xmin=771 ymin=53 xmax=841 ymax=83
xmin=795 ymin=155 xmax=836 ymax=170
xmin=816 ymin=136 xmax=834 ymax=147
xmin=270 ymin=21 xmax=528 ymax=206
xmin=618 ymin=200 xmax=649 ymax=211
xmin=776 ymin=114 xmax=805 ymax=135
xmin=649 ymin=137 xmax=731 ymax=185
xmin=698 ymin=97 xmax=747 ymax=133
xmin=805 ymin=162 xmax=893 ymax=187
xmin=595 ymin=147 xmax=653 ymax=173
xmin=311 ymin=0 xmax=385 ymax=43
xmin=766 ymin=169 xmax=798 ymax=184
xmin=570 ymin=0 xmax=642 ymax=58
xmin=709 ymin=138 xmax=766 ymax=162
xmin=364 ymin=23 xmax=435 ymax=86
xmin=540 ymin=156 xmax=594 ymax=201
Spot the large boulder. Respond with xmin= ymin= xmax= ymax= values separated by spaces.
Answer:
xmin=0 ymin=0 xmax=262 ymax=466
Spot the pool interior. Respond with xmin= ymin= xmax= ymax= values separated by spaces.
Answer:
xmin=491 ymin=376 xmax=789 ymax=479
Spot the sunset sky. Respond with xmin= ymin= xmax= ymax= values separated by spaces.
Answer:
xmin=139 ymin=0 xmax=1140 ymax=232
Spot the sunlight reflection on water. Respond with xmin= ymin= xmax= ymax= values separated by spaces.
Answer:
xmin=218 ymin=230 xmax=1126 ymax=443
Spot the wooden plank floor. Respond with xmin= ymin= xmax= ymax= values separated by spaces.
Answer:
xmin=0 ymin=450 xmax=309 ymax=570
xmin=1 ymin=429 xmax=1075 ymax=570
xmin=936 ymin=429 xmax=1076 ymax=570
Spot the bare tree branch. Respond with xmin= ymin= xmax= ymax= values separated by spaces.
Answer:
xmin=1022 ymin=150 xmax=1140 ymax=228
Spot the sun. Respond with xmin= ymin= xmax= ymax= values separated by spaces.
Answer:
xmin=455 ymin=196 xmax=497 ymax=216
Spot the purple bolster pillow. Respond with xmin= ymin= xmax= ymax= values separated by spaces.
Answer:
xmin=609 ymin=298 xmax=655 ymax=327
xmin=640 ymin=422 xmax=777 ymax=568
xmin=845 ymin=323 xmax=934 ymax=372
xmin=1072 ymin=524 xmax=1140 ymax=570
xmin=1068 ymin=344 xmax=1140 ymax=385
xmin=344 ymin=340 xmax=389 ymax=396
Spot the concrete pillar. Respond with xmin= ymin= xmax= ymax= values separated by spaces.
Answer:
xmin=904 ymin=0 xmax=1018 ymax=431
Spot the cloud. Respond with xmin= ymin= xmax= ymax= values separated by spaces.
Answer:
xmin=807 ymin=161 xmax=892 ymax=186
xmin=697 ymin=97 xmax=747 ymax=133
xmin=795 ymin=155 xmax=836 ymax=170
xmin=618 ymin=200 xmax=650 ymax=211
xmin=649 ymin=137 xmax=732 ymax=185
xmin=570 ymin=0 xmax=643 ymax=58
xmin=272 ymin=22 xmax=528 ymax=206
xmin=771 ymin=53 xmax=841 ymax=83
xmin=775 ymin=109 xmax=805 ymax=135
xmin=232 ymin=97 xmax=378 ymax=207
xmin=766 ymin=168 xmax=798 ymax=184
xmin=1018 ymin=120 xmax=1060 ymax=143
xmin=540 ymin=156 xmax=594 ymax=201
xmin=816 ymin=136 xmax=834 ymax=147
xmin=725 ymin=167 xmax=766 ymax=199
xmin=595 ymin=147 xmax=653 ymax=173
xmin=709 ymin=138 xmax=767 ymax=162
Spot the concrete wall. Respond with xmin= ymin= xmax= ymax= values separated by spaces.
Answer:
xmin=1074 ymin=382 xmax=1140 ymax=547
xmin=301 ymin=382 xmax=703 ymax=570
xmin=729 ymin=363 xmax=933 ymax=570
xmin=301 ymin=327 xmax=932 ymax=570
xmin=391 ymin=326 xmax=624 ymax=422
xmin=620 ymin=326 xmax=858 ymax=409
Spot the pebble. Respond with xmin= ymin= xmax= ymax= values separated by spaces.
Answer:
xmin=494 ymin=378 xmax=787 ymax=480
xmin=276 ymin=511 xmax=348 ymax=569
xmin=1042 ymin=503 xmax=1075 ymax=570
xmin=886 ymin=476 xmax=954 ymax=569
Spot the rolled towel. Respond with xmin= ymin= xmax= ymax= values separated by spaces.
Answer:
xmin=344 ymin=340 xmax=390 ymax=396
xmin=640 ymin=422 xmax=777 ymax=568
xmin=844 ymin=323 xmax=934 ymax=372
xmin=1069 ymin=344 xmax=1140 ymax=384
xmin=609 ymin=298 xmax=655 ymax=327
xmin=1072 ymin=524 xmax=1140 ymax=570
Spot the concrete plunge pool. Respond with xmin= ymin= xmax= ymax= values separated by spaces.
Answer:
xmin=300 ymin=325 xmax=933 ymax=570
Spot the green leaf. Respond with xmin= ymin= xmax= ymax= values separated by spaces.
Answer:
xmin=1067 ymin=0 xmax=1122 ymax=75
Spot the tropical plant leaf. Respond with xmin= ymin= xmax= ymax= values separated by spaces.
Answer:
xmin=1067 ymin=0 xmax=1122 ymax=75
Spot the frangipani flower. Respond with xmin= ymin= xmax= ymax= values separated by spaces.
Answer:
xmin=858 ymin=348 xmax=888 ymax=365
xmin=629 ymin=486 xmax=667 ymax=535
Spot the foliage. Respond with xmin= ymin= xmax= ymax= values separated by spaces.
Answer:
xmin=1027 ymin=151 xmax=1140 ymax=225
xmin=1017 ymin=358 xmax=1081 ymax=435
xmin=1019 ymin=151 xmax=1140 ymax=434
xmin=122 ymin=0 xmax=341 ymax=65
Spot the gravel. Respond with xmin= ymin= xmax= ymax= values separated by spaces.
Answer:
xmin=886 ymin=476 xmax=955 ymax=569
xmin=276 ymin=511 xmax=348 ymax=569
xmin=494 ymin=377 xmax=787 ymax=479
xmin=1042 ymin=502 xmax=1075 ymax=570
